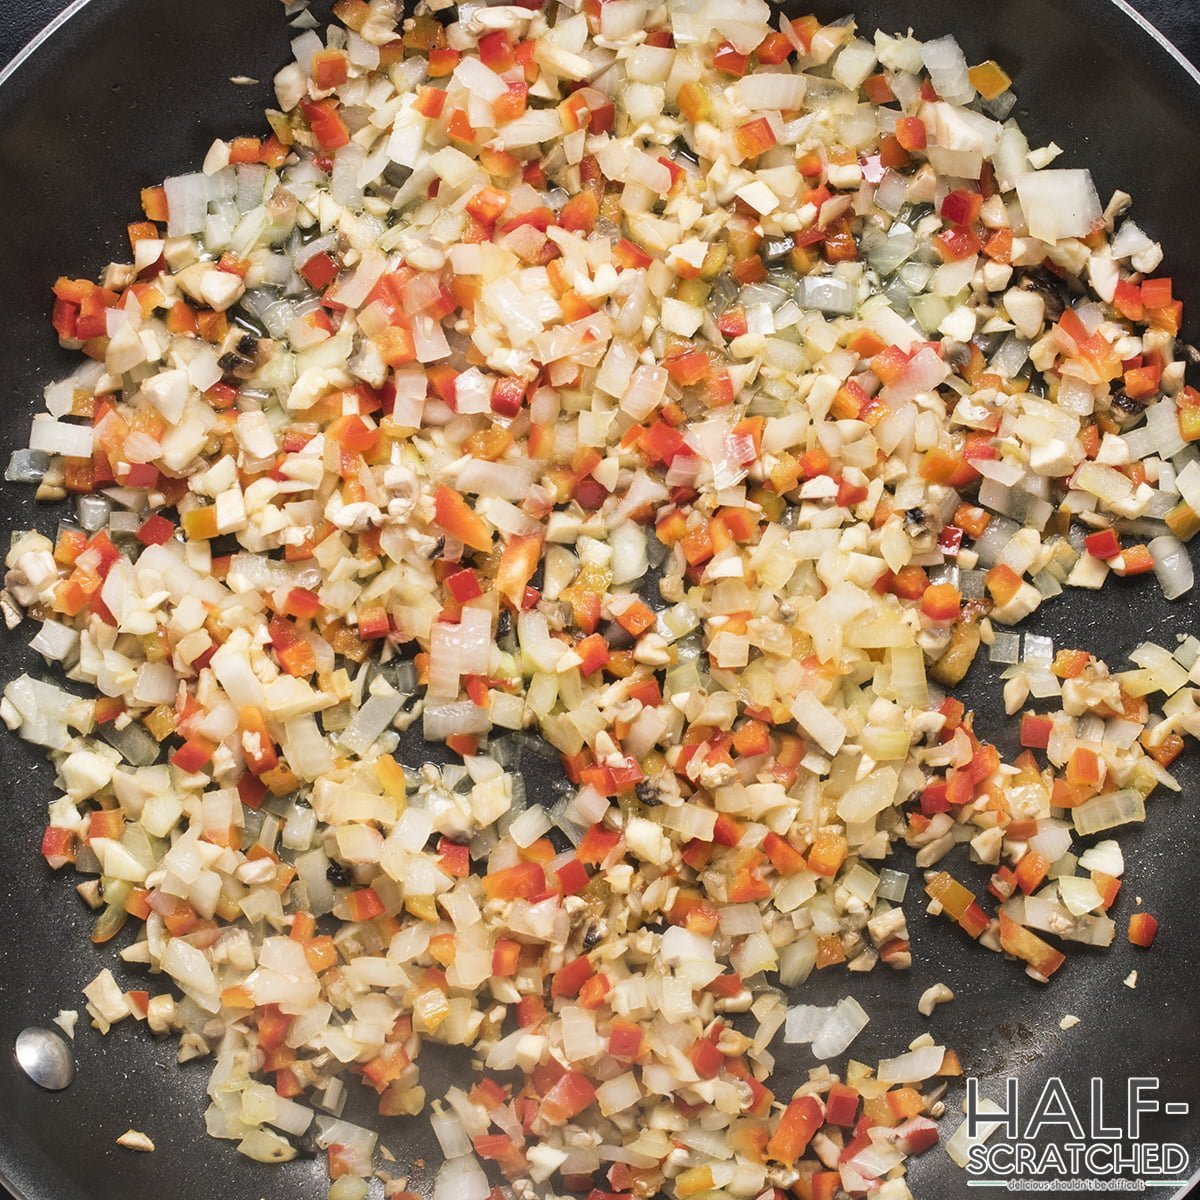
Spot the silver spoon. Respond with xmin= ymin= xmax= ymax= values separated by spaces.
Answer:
xmin=14 ymin=1027 xmax=75 ymax=1091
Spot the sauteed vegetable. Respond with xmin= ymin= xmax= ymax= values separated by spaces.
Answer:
xmin=2 ymin=1 xmax=1190 ymax=1197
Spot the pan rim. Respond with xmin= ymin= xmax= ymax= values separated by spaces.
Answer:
xmin=0 ymin=0 xmax=94 ymax=91
xmin=1099 ymin=0 xmax=1200 ymax=89
xmin=0 ymin=3 xmax=1198 ymax=1200
xmin=1 ymin=0 xmax=1199 ymax=104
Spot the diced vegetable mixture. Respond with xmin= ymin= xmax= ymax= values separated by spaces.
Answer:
xmin=2 ymin=1 xmax=1192 ymax=1197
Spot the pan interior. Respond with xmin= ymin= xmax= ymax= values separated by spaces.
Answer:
xmin=0 ymin=2 xmax=1197 ymax=1198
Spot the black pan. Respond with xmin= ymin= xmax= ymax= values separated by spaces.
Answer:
xmin=1 ymin=2 xmax=1199 ymax=1198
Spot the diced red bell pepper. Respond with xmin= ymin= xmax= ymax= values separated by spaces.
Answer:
xmin=492 ymin=79 xmax=529 ymax=124
xmin=892 ymin=1116 xmax=940 ymax=1155
xmin=1083 ymin=528 xmax=1121 ymax=560
xmin=934 ymin=224 xmax=982 ymax=262
xmin=1141 ymin=277 xmax=1173 ymax=310
xmin=555 ymin=856 xmax=589 ymax=895
xmin=41 ymin=826 xmax=76 ymax=869
xmin=490 ymin=376 xmax=527 ymax=417
xmin=1128 ymin=912 xmax=1158 ymax=948
xmin=560 ymin=190 xmax=599 ymax=233
xmin=238 ymin=772 xmax=267 ymax=810
xmin=986 ymin=563 xmax=1024 ymax=607
xmin=689 ymin=1035 xmax=724 ymax=1079
xmin=733 ymin=117 xmax=777 ymax=160
xmin=705 ymin=972 xmax=744 ymax=999
xmin=577 ymin=824 xmax=621 ymax=865
xmin=432 ymin=484 xmax=493 ymax=553
xmin=238 ymin=707 xmax=279 ymax=776
xmin=1019 ymin=713 xmax=1054 ymax=750
xmin=516 ymin=995 xmax=546 ymax=1028
xmin=713 ymin=40 xmax=748 ymax=76
xmin=1112 ymin=278 xmax=1146 ymax=325
xmin=136 ymin=514 xmax=175 ymax=546
xmin=761 ymin=832 xmax=805 ymax=876
xmin=895 ymin=116 xmax=926 ymax=150
xmin=171 ymin=736 xmax=216 ymax=774
xmin=717 ymin=307 xmax=749 ymax=339
xmin=414 ymin=84 xmax=448 ymax=117
xmin=807 ymin=831 xmax=847 ymax=877
xmin=940 ymin=188 xmax=983 ymax=227
xmin=300 ymin=98 xmax=350 ymax=150
xmin=1115 ymin=543 xmax=1155 ymax=576
xmin=445 ymin=568 xmax=483 ymax=603
xmin=539 ymin=1071 xmax=596 ymax=1125
xmin=446 ymin=109 xmax=477 ymax=144
xmin=551 ymin=955 xmax=594 ymax=999
xmin=344 ymin=887 xmax=385 ymax=922
xmin=578 ymin=972 xmax=611 ymax=1011
xmin=886 ymin=1087 xmax=926 ymax=1121
xmin=755 ymin=31 xmax=794 ymax=64
xmin=478 ymin=30 xmax=516 ymax=72
xmin=437 ymin=838 xmax=470 ymax=878
xmin=608 ymin=1019 xmax=642 ymax=1060
xmin=1090 ymin=870 xmax=1121 ymax=910
xmin=863 ymin=71 xmax=894 ymax=105
xmin=824 ymin=1082 xmax=860 ymax=1127
xmin=1014 ymin=851 xmax=1050 ymax=895
xmin=575 ymin=633 xmax=610 ymax=676
xmin=810 ymin=1172 xmax=841 ymax=1200
xmin=301 ymin=251 xmax=340 ymax=290
xmin=1066 ymin=747 xmax=1102 ymax=789
xmin=613 ymin=238 xmax=652 ymax=270
xmin=767 ymin=1096 xmax=823 ymax=1165
xmin=492 ymin=938 xmax=521 ymax=977
xmin=920 ymin=582 xmax=961 ymax=623
xmin=665 ymin=351 xmax=710 ymax=386
xmin=998 ymin=912 xmax=1066 ymax=977
xmin=311 ymin=48 xmax=350 ymax=89
xmin=482 ymin=861 xmax=545 ymax=901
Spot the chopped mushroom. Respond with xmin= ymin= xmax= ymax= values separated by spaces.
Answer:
xmin=918 ymin=983 xmax=956 ymax=1017
xmin=116 ymin=1130 xmax=155 ymax=1153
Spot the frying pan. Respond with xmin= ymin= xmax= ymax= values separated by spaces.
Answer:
xmin=1 ymin=1 xmax=1199 ymax=1198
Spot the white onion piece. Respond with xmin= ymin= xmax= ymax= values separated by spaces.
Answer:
xmin=1015 ymin=170 xmax=1102 ymax=243
xmin=29 ymin=620 xmax=78 ymax=663
xmin=430 ymin=1109 xmax=472 ymax=1159
xmin=508 ymin=805 xmax=551 ymax=848
xmin=735 ymin=72 xmax=807 ymax=112
xmin=877 ymin=1044 xmax=945 ymax=1082
xmin=1072 ymin=788 xmax=1145 ymax=836
xmin=164 ymin=172 xmax=211 ymax=236
xmin=1077 ymin=839 xmax=1124 ymax=876
xmin=423 ymin=701 xmax=492 ymax=741
xmin=921 ymin=35 xmax=974 ymax=102
xmin=783 ymin=1003 xmax=833 ymax=1044
xmin=1058 ymin=874 xmax=1103 ymax=916
xmin=1027 ymin=821 xmax=1072 ymax=864
xmin=810 ymin=996 xmax=870 ymax=1059
xmin=163 ymin=938 xmax=219 ymax=1011
xmin=433 ymin=1155 xmax=490 ymax=1200
xmin=28 ymin=418 xmax=94 ymax=458
xmin=1149 ymin=535 xmax=1193 ymax=600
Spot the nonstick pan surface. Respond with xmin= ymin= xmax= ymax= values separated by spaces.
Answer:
xmin=1 ymin=2 xmax=1199 ymax=1198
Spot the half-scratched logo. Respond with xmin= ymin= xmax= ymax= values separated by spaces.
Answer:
xmin=962 ymin=1077 xmax=1192 ymax=1192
